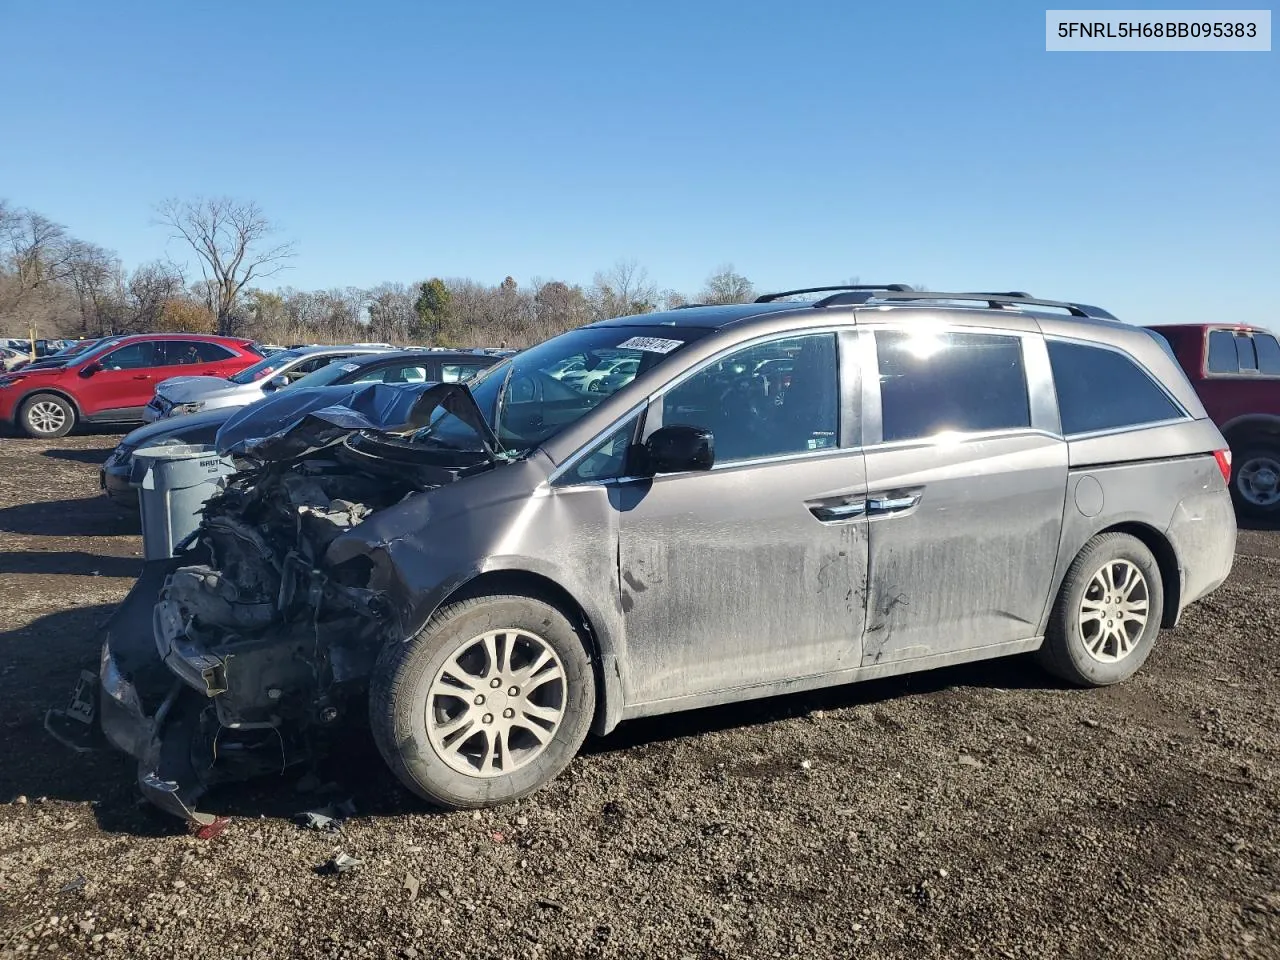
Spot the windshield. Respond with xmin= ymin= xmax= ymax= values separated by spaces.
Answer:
xmin=228 ymin=349 xmax=306 ymax=384
xmin=411 ymin=324 xmax=710 ymax=454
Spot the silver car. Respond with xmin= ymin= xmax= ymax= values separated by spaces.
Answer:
xmin=142 ymin=344 xmax=394 ymax=421
xmin=85 ymin=287 xmax=1236 ymax=824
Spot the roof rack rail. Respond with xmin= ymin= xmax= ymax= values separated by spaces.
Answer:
xmin=869 ymin=291 xmax=1118 ymax=322
xmin=754 ymin=284 xmax=915 ymax=304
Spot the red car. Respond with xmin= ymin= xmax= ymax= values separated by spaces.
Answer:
xmin=1148 ymin=323 xmax=1280 ymax=519
xmin=0 ymin=333 xmax=262 ymax=438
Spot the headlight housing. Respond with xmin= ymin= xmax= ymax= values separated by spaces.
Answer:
xmin=171 ymin=401 xmax=205 ymax=416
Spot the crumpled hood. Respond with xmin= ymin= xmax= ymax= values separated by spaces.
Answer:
xmin=214 ymin=380 xmax=501 ymax=463
xmin=155 ymin=375 xmax=241 ymax=403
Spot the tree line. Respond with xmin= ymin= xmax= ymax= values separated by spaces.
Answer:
xmin=0 ymin=197 xmax=761 ymax=348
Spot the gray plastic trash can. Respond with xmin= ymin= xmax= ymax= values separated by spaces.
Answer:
xmin=129 ymin=443 xmax=236 ymax=561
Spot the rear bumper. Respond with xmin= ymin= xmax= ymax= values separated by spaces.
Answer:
xmin=1166 ymin=487 xmax=1237 ymax=616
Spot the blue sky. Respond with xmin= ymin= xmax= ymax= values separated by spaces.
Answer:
xmin=0 ymin=0 xmax=1275 ymax=324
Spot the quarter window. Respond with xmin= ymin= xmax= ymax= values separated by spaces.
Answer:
xmin=875 ymin=330 xmax=1029 ymax=443
xmin=557 ymin=415 xmax=641 ymax=485
xmin=1048 ymin=340 xmax=1184 ymax=435
xmin=1206 ymin=330 xmax=1238 ymax=373
xmin=661 ymin=332 xmax=839 ymax=464
xmin=159 ymin=341 xmax=234 ymax=365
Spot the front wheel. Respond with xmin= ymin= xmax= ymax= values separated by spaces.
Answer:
xmin=1231 ymin=445 xmax=1280 ymax=520
xmin=369 ymin=593 xmax=595 ymax=809
xmin=19 ymin=393 xmax=76 ymax=438
xmin=1038 ymin=532 xmax=1164 ymax=687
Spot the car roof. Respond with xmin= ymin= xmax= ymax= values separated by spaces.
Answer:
xmin=584 ymin=290 xmax=1126 ymax=334
xmin=1148 ymin=322 xmax=1272 ymax=334
xmin=107 ymin=332 xmax=254 ymax=344
xmin=585 ymin=302 xmax=805 ymax=330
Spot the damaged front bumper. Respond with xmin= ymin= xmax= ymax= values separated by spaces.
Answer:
xmin=95 ymin=554 xmax=388 ymax=825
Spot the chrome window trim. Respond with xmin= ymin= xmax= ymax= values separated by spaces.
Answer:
xmin=864 ymin=426 xmax=1062 ymax=454
xmin=1058 ymin=416 xmax=1195 ymax=442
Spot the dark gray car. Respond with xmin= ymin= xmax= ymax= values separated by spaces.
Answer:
xmin=80 ymin=287 xmax=1236 ymax=824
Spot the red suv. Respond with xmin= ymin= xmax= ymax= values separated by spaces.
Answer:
xmin=1149 ymin=323 xmax=1280 ymax=519
xmin=0 ymin=334 xmax=261 ymax=438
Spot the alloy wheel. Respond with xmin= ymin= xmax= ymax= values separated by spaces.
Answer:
xmin=1078 ymin=559 xmax=1149 ymax=664
xmin=27 ymin=400 xmax=68 ymax=435
xmin=425 ymin=629 xmax=567 ymax=777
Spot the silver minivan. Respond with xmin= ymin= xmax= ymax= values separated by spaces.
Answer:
xmin=84 ymin=288 xmax=1236 ymax=824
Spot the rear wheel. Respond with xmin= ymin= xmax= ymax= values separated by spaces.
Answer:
xmin=19 ymin=393 xmax=75 ymax=438
xmin=1039 ymin=533 xmax=1164 ymax=686
xmin=369 ymin=593 xmax=595 ymax=809
xmin=1230 ymin=444 xmax=1280 ymax=520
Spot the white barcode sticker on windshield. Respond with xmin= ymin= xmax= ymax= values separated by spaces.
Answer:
xmin=617 ymin=336 xmax=684 ymax=354
xmin=340 ymin=362 xmax=360 ymax=371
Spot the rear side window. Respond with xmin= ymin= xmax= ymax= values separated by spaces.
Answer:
xmin=875 ymin=330 xmax=1029 ymax=443
xmin=1256 ymin=334 xmax=1280 ymax=375
xmin=160 ymin=341 xmax=235 ymax=365
xmin=1236 ymin=335 xmax=1259 ymax=372
xmin=440 ymin=363 xmax=490 ymax=382
xmin=1048 ymin=341 xmax=1185 ymax=435
xmin=1206 ymin=330 xmax=1238 ymax=373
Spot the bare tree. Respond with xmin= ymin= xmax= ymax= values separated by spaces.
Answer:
xmin=589 ymin=259 xmax=657 ymax=320
xmin=156 ymin=197 xmax=295 ymax=335
xmin=65 ymin=240 xmax=124 ymax=335
xmin=127 ymin=260 xmax=186 ymax=332
xmin=701 ymin=264 xmax=754 ymax=304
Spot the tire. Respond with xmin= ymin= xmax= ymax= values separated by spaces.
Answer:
xmin=1038 ymin=532 xmax=1164 ymax=687
xmin=18 ymin=393 xmax=75 ymax=438
xmin=369 ymin=593 xmax=595 ymax=809
xmin=1230 ymin=444 xmax=1280 ymax=520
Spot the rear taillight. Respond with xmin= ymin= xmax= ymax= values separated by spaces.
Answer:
xmin=1214 ymin=448 xmax=1232 ymax=484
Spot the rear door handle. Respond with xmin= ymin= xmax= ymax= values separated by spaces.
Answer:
xmin=867 ymin=492 xmax=922 ymax=516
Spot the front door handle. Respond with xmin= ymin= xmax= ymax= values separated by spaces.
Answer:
xmin=807 ymin=498 xmax=867 ymax=523
xmin=132 ymin=374 xmax=153 ymax=380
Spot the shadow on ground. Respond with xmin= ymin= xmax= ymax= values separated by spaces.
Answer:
xmin=0 ymin=550 xmax=141 ymax=578
xmin=42 ymin=447 xmax=112 ymax=465
xmin=0 ymin=497 xmax=137 ymax=538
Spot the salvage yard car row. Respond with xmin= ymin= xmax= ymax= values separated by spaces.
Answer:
xmin=30 ymin=284 xmax=1242 ymax=828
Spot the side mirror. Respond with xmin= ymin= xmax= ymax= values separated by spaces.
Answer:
xmin=266 ymin=375 xmax=290 ymax=390
xmin=79 ymin=362 xmax=101 ymax=378
xmin=643 ymin=424 xmax=714 ymax=474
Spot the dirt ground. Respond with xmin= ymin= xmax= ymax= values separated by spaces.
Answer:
xmin=0 ymin=431 xmax=1278 ymax=960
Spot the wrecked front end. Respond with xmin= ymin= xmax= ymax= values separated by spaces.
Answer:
xmin=92 ymin=382 xmax=505 ymax=823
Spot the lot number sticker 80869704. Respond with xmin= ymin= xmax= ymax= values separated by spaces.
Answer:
xmin=617 ymin=336 xmax=684 ymax=354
